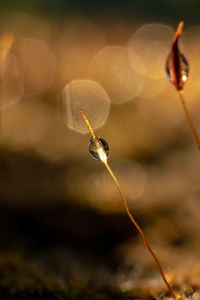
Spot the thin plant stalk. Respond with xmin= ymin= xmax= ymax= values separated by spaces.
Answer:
xmin=80 ymin=109 xmax=177 ymax=300
xmin=167 ymin=21 xmax=200 ymax=152
xmin=179 ymin=91 xmax=200 ymax=151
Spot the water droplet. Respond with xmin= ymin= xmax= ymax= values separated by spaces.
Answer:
xmin=166 ymin=53 xmax=189 ymax=84
xmin=89 ymin=137 xmax=109 ymax=161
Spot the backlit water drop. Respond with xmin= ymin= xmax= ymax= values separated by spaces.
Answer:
xmin=89 ymin=137 xmax=109 ymax=161
xmin=166 ymin=53 xmax=189 ymax=84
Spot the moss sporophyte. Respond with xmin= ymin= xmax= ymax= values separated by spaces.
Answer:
xmin=166 ymin=21 xmax=200 ymax=151
xmin=80 ymin=109 xmax=177 ymax=300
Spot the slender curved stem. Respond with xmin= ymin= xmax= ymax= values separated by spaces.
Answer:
xmin=80 ymin=109 xmax=176 ymax=299
xmin=104 ymin=161 xmax=177 ymax=300
xmin=179 ymin=92 xmax=200 ymax=151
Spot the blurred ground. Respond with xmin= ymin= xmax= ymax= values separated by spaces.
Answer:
xmin=0 ymin=2 xmax=199 ymax=299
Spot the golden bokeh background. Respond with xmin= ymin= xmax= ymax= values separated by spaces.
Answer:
xmin=0 ymin=3 xmax=200 ymax=298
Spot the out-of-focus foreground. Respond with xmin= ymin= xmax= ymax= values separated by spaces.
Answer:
xmin=0 ymin=5 xmax=200 ymax=300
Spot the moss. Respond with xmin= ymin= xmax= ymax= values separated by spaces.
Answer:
xmin=0 ymin=254 xmax=74 ymax=299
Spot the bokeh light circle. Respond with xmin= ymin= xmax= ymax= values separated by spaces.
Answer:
xmin=62 ymin=79 xmax=110 ymax=133
xmin=0 ymin=54 xmax=24 ymax=109
xmin=2 ymin=100 xmax=50 ymax=148
xmin=88 ymin=46 xmax=144 ymax=104
xmin=15 ymin=38 xmax=56 ymax=96
xmin=128 ymin=24 xmax=175 ymax=79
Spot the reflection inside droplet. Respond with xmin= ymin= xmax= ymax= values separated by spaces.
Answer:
xmin=166 ymin=53 xmax=189 ymax=84
xmin=88 ymin=46 xmax=144 ymax=104
xmin=62 ymin=80 xmax=110 ymax=133
xmin=89 ymin=137 xmax=109 ymax=161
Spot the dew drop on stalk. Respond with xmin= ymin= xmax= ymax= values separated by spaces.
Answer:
xmin=81 ymin=110 xmax=177 ymax=300
xmin=89 ymin=137 xmax=109 ymax=161
xmin=166 ymin=21 xmax=200 ymax=152
xmin=166 ymin=53 xmax=189 ymax=84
